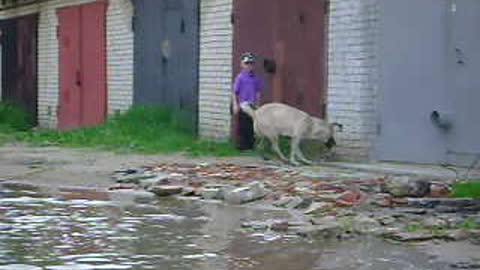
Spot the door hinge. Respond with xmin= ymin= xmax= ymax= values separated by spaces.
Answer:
xmin=324 ymin=0 xmax=330 ymax=14
xmin=131 ymin=15 xmax=136 ymax=32
xmin=56 ymin=25 xmax=60 ymax=39
xmin=376 ymin=123 xmax=381 ymax=135
xmin=180 ymin=18 xmax=186 ymax=33
xmin=230 ymin=12 xmax=235 ymax=25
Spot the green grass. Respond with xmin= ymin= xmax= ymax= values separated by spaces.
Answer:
xmin=4 ymin=105 xmax=240 ymax=156
xmin=452 ymin=181 xmax=480 ymax=199
xmin=459 ymin=219 xmax=478 ymax=230
xmin=0 ymin=102 xmax=32 ymax=133
xmin=405 ymin=223 xmax=421 ymax=233
xmin=0 ymin=102 xmax=33 ymax=145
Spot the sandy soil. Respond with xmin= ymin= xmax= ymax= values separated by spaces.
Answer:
xmin=0 ymin=143 xmax=268 ymax=188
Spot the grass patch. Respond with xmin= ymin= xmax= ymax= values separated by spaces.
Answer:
xmin=0 ymin=102 xmax=32 ymax=133
xmin=256 ymin=136 xmax=291 ymax=160
xmin=0 ymin=102 xmax=33 ymax=145
xmin=452 ymin=181 xmax=480 ymax=199
xmin=405 ymin=223 xmax=421 ymax=233
xmin=14 ymin=106 xmax=240 ymax=156
xmin=459 ymin=219 xmax=478 ymax=230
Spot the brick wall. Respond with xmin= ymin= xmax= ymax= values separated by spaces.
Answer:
xmin=327 ymin=0 xmax=380 ymax=160
xmin=106 ymin=0 xmax=134 ymax=115
xmin=0 ymin=0 xmax=134 ymax=128
xmin=198 ymin=0 xmax=233 ymax=140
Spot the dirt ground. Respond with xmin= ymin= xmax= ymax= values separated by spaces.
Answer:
xmin=1 ymin=143 xmax=477 ymax=190
xmin=0 ymin=143 xmax=271 ymax=188
xmin=0 ymin=144 xmax=300 ymax=188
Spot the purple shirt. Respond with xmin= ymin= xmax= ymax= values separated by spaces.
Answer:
xmin=233 ymin=70 xmax=263 ymax=103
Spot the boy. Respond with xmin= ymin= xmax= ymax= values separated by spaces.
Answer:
xmin=232 ymin=52 xmax=263 ymax=150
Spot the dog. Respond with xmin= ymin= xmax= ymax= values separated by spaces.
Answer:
xmin=241 ymin=103 xmax=343 ymax=165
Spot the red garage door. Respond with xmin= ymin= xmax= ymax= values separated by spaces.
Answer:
xmin=57 ymin=1 xmax=107 ymax=130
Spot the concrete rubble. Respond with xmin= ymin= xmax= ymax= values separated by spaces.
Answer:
xmin=110 ymin=162 xmax=480 ymax=243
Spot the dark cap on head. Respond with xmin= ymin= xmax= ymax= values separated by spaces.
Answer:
xmin=241 ymin=52 xmax=256 ymax=64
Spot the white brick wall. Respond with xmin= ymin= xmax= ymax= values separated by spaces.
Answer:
xmin=106 ymin=0 xmax=134 ymax=115
xmin=0 ymin=0 xmax=134 ymax=128
xmin=327 ymin=0 xmax=380 ymax=160
xmin=198 ymin=0 xmax=233 ymax=140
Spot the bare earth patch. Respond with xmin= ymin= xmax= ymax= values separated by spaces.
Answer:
xmin=0 ymin=143 xmax=265 ymax=188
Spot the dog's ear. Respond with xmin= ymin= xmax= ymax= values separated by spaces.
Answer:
xmin=325 ymin=137 xmax=336 ymax=149
xmin=332 ymin=123 xmax=343 ymax=132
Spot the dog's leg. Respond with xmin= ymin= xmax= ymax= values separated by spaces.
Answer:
xmin=269 ymin=136 xmax=288 ymax=163
xmin=256 ymin=136 xmax=269 ymax=160
xmin=290 ymin=119 xmax=313 ymax=166
xmin=256 ymin=136 xmax=264 ymax=151
xmin=289 ymin=137 xmax=303 ymax=166
xmin=294 ymin=142 xmax=313 ymax=165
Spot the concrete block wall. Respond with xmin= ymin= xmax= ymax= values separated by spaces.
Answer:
xmin=198 ymin=0 xmax=233 ymax=140
xmin=327 ymin=0 xmax=380 ymax=160
xmin=106 ymin=0 xmax=134 ymax=115
xmin=0 ymin=0 xmax=134 ymax=129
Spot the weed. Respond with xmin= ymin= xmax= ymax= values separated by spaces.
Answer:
xmin=338 ymin=217 xmax=354 ymax=233
xmin=405 ymin=223 xmax=421 ymax=233
xmin=459 ymin=219 xmax=478 ymax=230
xmin=452 ymin=181 xmax=480 ymax=199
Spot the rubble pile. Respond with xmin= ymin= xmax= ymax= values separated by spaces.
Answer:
xmin=110 ymin=162 xmax=480 ymax=244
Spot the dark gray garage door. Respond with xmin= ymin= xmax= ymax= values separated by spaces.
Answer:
xmin=132 ymin=0 xmax=199 ymax=131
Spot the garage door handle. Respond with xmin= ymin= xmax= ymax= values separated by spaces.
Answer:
xmin=76 ymin=70 xmax=82 ymax=87
xmin=455 ymin=48 xmax=465 ymax=65
xmin=263 ymin=58 xmax=276 ymax=74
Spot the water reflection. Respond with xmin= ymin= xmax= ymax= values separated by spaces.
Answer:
xmin=0 ymin=184 xmax=462 ymax=270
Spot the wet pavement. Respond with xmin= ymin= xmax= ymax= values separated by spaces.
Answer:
xmin=1 ymin=184 xmax=479 ymax=270
xmin=1 ymin=145 xmax=480 ymax=269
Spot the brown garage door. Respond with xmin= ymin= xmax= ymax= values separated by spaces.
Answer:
xmin=233 ymin=0 xmax=327 ymax=117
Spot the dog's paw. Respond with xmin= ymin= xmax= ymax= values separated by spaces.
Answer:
xmin=260 ymin=153 xmax=271 ymax=161
xmin=289 ymin=159 xmax=301 ymax=166
xmin=301 ymin=159 xmax=314 ymax=166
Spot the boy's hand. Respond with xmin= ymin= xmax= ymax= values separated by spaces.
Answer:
xmin=233 ymin=104 xmax=240 ymax=114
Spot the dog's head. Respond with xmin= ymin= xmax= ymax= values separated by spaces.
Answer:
xmin=324 ymin=136 xmax=336 ymax=149
xmin=325 ymin=122 xmax=343 ymax=149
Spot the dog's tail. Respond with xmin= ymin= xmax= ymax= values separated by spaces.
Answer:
xmin=240 ymin=103 xmax=257 ymax=120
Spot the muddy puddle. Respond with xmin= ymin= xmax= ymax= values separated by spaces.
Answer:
xmin=0 ymin=183 xmax=475 ymax=270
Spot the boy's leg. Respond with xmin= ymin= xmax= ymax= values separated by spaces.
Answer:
xmin=238 ymin=110 xmax=255 ymax=150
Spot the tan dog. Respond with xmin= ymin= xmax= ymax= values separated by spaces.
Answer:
xmin=241 ymin=103 xmax=342 ymax=165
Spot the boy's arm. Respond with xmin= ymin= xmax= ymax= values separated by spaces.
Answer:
xmin=232 ymin=92 xmax=239 ymax=114
xmin=232 ymin=76 xmax=241 ymax=114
